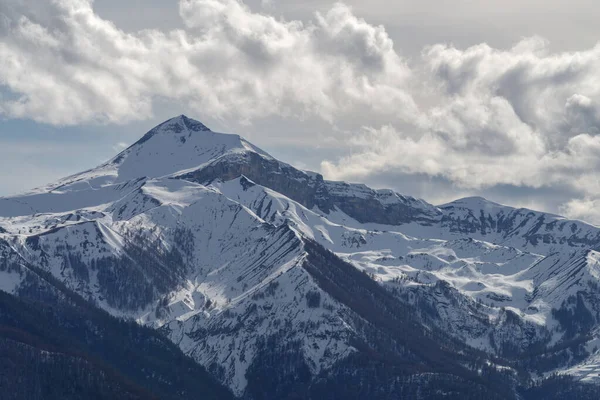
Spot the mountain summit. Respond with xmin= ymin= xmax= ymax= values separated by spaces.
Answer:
xmin=2 ymin=115 xmax=600 ymax=398
xmin=0 ymin=116 xmax=271 ymax=217
xmin=60 ymin=115 xmax=271 ymax=190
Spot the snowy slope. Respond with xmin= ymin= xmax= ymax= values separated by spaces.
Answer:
xmin=3 ymin=115 xmax=600 ymax=393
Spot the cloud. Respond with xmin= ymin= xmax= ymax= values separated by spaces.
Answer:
xmin=0 ymin=0 xmax=417 ymax=125
xmin=424 ymin=38 xmax=600 ymax=145
xmin=4 ymin=0 xmax=600 ymax=224
xmin=559 ymin=198 xmax=600 ymax=224
xmin=321 ymin=37 xmax=600 ymax=223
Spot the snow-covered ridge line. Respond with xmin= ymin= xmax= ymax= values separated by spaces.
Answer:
xmin=2 ymin=115 xmax=600 ymax=392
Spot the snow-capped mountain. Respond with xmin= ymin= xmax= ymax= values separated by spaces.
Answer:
xmin=2 ymin=115 xmax=600 ymax=399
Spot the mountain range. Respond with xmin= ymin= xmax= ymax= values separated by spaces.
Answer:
xmin=2 ymin=115 xmax=600 ymax=399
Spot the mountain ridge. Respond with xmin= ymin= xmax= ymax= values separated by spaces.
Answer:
xmin=3 ymin=115 xmax=600 ymax=398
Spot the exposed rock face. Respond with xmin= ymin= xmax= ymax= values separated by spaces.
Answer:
xmin=439 ymin=198 xmax=600 ymax=250
xmin=183 ymin=150 xmax=440 ymax=225
xmin=183 ymin=151 xmax=324 ymax=210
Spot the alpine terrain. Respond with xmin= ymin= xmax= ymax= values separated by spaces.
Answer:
xmin=3 ymin=115 xmax=600 ymax=399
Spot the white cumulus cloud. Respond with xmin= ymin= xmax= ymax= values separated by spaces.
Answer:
xmin=322 ymin=37 xmax=600 ymax=223
xmin=0 ymin=0 xmax=417 ymax=125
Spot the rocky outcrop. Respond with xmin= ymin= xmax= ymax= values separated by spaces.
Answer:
xmin=183 ymin=151 xmax=440 ymax=225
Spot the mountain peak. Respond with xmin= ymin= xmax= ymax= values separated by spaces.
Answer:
xmin=131 ymin=115 xmax=211 ymax=148
xmin=105 ymin=115 xmax=271 ymax=182
xmin=35 ymin=114 xmax=271 ymax=194
xmin=172 ymin=114 xmax=211 ymax=132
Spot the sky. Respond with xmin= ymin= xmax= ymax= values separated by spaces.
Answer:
xmin=1 ymin=0 xmax=600 ymax=223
